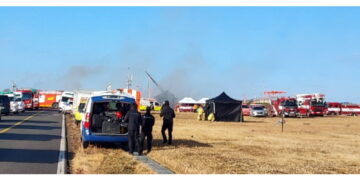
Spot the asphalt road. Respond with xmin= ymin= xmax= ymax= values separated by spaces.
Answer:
xmin=0 ymin=110 xmax=63 ymax=174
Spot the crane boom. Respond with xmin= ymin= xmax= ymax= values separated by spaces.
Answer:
xmin=145 ymin=71 xmax=164 ymax=92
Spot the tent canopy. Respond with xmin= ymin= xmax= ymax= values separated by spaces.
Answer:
xmin=179 ymin=97 xmax=197 ymax=104
xmin=207 ymin=92 xmax=241 ymax=103
xmin=197 ymin=97 xmax=209 ymax=104
xmin=205 ymin=92 xmax=243 ymax=122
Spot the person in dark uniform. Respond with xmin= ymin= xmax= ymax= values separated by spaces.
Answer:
xmin=160 ymin=100 xmax=176 ymax=145
xmin=124 ymin=103 xmax=142 ymax=155
xmin=139 ymin=106 xmax=155 ymax=154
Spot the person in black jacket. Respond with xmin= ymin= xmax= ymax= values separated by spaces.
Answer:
xmin=124 ymin=103 xmax=142 ymax=155
xmin=160 ymin=100 xmax=176 ymax=145
xmin=139 ymin=106 xmax=155 ymax=154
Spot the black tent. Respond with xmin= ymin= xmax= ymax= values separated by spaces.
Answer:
xmin=205 ymin=92 xmax=243 ymax=122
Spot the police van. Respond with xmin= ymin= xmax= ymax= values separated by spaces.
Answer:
xmin=80 ymin=91 xmax=135 ymax=148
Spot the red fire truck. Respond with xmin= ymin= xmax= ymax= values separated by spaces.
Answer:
xmin=271 ymin=97 xmax=299 ymax=117
xmin=296 ymin=93 xmax=328 ymax=117
xmin=16 ymin=89 xmax=40 ymax=110
xmin=327 ymin=102 xmax=360 ymax=116
xmin=39 ymin=91 xmax=63 ymax=108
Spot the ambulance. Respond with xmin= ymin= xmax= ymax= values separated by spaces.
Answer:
xmin=73 ymin=91 xmax=93 ymax=125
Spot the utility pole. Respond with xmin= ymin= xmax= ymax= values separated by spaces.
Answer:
xmin=11 ymin=81 xmax=17 ymax=92
xmin=126 ymin=67 xmax=133 ymax=89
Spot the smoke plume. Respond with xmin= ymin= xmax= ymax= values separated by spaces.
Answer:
xmin=59 ymin=65 xmax=104 ymax=90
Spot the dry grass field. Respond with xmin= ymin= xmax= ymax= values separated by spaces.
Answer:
xmin=148 ymin=113 xmax=360 ymax=174
xmin=66 ymin=112 xmax=360 ymax=174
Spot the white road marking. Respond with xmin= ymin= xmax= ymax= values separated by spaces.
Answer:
xmin=57 ymin=114 xmax=66 ymax=174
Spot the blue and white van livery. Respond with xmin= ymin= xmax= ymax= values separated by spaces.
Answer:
xmin=81 ymin=91 xmax=135 ymax=148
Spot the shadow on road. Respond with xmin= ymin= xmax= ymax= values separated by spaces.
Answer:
xmin=0 ymin=148 xmax=59 ymax=163
xmin=0 ymin=124 xmax=60 ymax=131
xmin=0 ymin=133 xmax=60 ymax=141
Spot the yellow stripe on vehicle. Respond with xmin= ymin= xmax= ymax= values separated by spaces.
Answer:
xmin=0 ymin=111 xmax=43 ymax=134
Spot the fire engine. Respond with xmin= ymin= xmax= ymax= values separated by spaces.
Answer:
xmin=39 ymin=91 xmax=63 ymax=108
xmin=271 ymin=97 xmax=299 ymax=117
xmin=327 ymin=102 xmax=360 ymax=116
xmin=296 ymin=93 xmax=328 ymax=117
xmin=118 ymin=88 xmax=141 ymax=110
xmin=16 ymin=89 xmax=40 ymax=110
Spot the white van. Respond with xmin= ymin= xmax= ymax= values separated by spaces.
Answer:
xmin=59 ymin=91 xmax=74 ymax=113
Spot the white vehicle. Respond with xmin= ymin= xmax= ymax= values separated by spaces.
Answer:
xmin=15 ymin=98 xmax=25 ymax=113
xmin=6 ymin=94 xmax=19 ymax=114
xmin=59 ymin=91 xmax=74 ymax=113
xmin=73 ymin=90 xmax=93 ymax=124
xmin=250 ymin=105 xmax=268 ymax=117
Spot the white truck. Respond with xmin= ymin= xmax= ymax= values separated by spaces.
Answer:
xmin=59 ymin=91 xmax=74 ymax=114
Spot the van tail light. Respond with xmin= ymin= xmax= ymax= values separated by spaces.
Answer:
xmin=116 ymin=111 xmax=123 ymax=119
xmin=84 ymin=113 xmax=90 ymax=129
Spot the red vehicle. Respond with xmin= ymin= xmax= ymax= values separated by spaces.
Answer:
xmin=328 ymin=102 xmax=360 ymax=116
xmin=39 ymin=91 xmax=63 ymax=108
xmin=296 ymin=93 xmax=328 ymax=117
xmin=16 ymin=89 xmax=40 ymax=110
xmin=242 ymin=105 xmax=251 ymax=116
xmin=271 ymin=97 xmax=299 ymax=117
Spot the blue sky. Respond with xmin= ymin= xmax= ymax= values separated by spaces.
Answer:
xmin=0 ymin=7 xmax=359 ymax=102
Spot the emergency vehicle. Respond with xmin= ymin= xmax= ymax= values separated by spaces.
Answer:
xmin=73 ymin=91 xmax=93 ymax=125
xmin=81 ymin=90 xmax=135 ymax=148
xmin=271 ymin=97 xmax=299 ymax=117
xmin=38 ymin=91 xmax=63 ymax=108
xmin=16 ymin=89 xmax=39 ymax=110
xmin=140 ymin=98 xmax=161 ymax=111
xmin=296 ymin=93 xmax=328 ymax=117
xmin=118 ymin=88 xmax=141 ymax=109
xmin=327 ymin=102 xmax=360 ymax=116
xmin=59 ymin=91 xmax=74 ymax=113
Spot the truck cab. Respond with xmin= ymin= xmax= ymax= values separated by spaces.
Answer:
xmin=80 ymin=91 xmax=135 ymax=148
xmin=279 ymin=98 xmax=298 ymax=117
xmin=59 ymin=91 xmax=74 ymax=113
xmin=17 ymin=89 xmax=39 ymax=110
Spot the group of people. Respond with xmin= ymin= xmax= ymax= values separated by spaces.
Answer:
xmin=124 ymin=100 xmax=176 ymax=156
xmin=195 ymin=105 xmax=215 ymax=121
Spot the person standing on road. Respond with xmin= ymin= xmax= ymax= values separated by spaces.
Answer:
xmin=160 ymin=100 xmax=176 ymax=145
xmin=139 ymin=106 xmax=155 ymax=154
xmin=124 ymin=103 xmax=142 ymax=155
